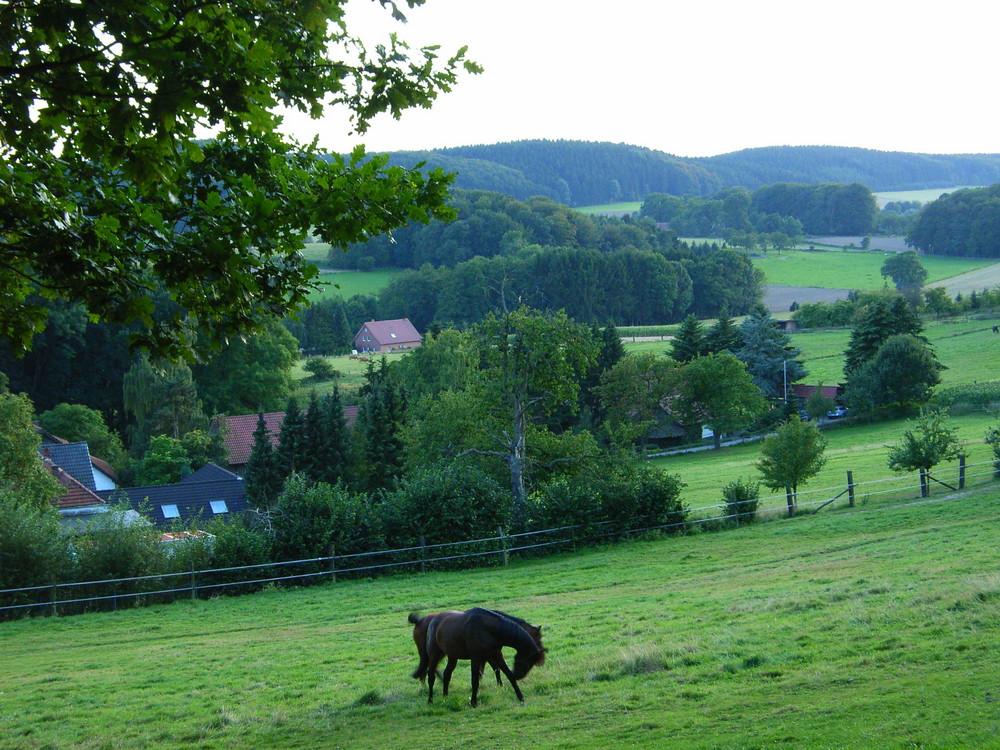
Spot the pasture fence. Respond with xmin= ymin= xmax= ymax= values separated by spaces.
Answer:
xmin=1 ymin=459 xmax=996 ymax=619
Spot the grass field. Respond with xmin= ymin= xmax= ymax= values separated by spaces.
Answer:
xmin=574 ymin=201 xmax=642 ymax=215
xmin=873 ymin=186 xmax=975 ymax=207
xmin=648 ymin=410 xmax=997 ymax=514
xmin=754 ymin=249 xmax=994 ymax=290
xmin=307 ymin=269 xmax=402 ymax=302
xmin=3 ymin=486 xmax=999 ymax=749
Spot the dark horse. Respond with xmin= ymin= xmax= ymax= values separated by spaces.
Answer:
xmin=407 ymin=608 xmax=545 ymax=706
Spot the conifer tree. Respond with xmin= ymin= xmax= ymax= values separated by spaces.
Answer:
xmin=844 ymin=295 xmax=925 ymax=376
xmin=276 ymin=397 xmax=307 ymax=478
xmin=244 ymin=413 xmax=282 ymax=507
xmin=317 ymin=388 xmax=350 ymax=486
xmin=670 ymin=314 xmax=706 ymax=363
xmin=704 ymin=309 xmax=743 ymax=354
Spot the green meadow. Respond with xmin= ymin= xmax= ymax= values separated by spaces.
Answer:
xmin=754 ymin=249 xmax=993 ymax=290
xmin=3 ymin=486 xmax=999 ymax=749
xmin=307 ymin=269 xmax=402 ymax=302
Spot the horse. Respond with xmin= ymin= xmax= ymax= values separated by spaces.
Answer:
xmin=408 ymin=609 xmax=544 ymax=688
xmin=408 ymin=607 xmax=546 ymax=706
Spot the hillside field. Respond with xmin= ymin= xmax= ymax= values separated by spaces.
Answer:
xmin=3 ymin=486 xmax=999 ymax=749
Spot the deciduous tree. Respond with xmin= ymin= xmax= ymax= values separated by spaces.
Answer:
xmin=1 ymin=0 xmax=478 ymax=357
xmin=756 ymin=418 xmax=828 ymax=516
xmin=887 ymin=409 xmax=962 ymax=497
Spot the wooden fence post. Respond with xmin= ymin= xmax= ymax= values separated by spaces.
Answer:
xmin=847 ymin=471 xmax=855 ymax=508
xmin=499 ymin=526 xmax=509 ymax=567
xmin=328 ymin=542 xmax=337 ymax=583
xmin=190 ymin=562 xmax=197 ymax=600
xmin=51 ymin=584 xmax=58 ymax=617
xmin=920 ymin=470 xmax=928 ymax=498
xmin=959 ymin=456 xmax=966 ymax=490
xmin=419 ymin=535 xmax=426 ymax=574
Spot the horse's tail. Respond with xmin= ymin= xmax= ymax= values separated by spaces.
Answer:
xmin=408 ymin=612 xmax=422 ymax=625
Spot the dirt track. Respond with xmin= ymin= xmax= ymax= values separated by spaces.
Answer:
xmin=764 ymin=285 xmax=852 ymax=313
xmin=927 ymin=263 xmax=1000 ymax=294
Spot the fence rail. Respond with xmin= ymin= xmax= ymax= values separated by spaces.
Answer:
xmin=2 ymin=460 xmax=996 ymax=618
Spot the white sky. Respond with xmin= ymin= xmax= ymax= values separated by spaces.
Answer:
xmin=278 ymin=0 xmax=1000 ymax=158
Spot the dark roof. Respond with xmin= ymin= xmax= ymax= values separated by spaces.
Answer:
xmin=181 ymin=462 xmax=240 ymax=483
xmin=40 ymin=442 xmax=96 ymax=490
xmin=99 ymin=479 xmax=248 ymax=528
xmin=354 ymin=318 xmax=422 ymax=346
xmin=216 ymin=407 xmax=359 ymax=468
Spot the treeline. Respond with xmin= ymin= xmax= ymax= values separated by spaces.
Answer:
xmin=907 ymin=184 xmax=1000 ymax=257
xmin=374 ymin=246 xmax=763 ymax=331
xmin=641 ymin=183 xmax=877 ymax=237
xmin=699 ymin=146 xmax=1000 ymax=194
xmin=357 ymin=141 xmax=1000 ymax=207
xmin=384 ymin=141 xmax=720 ymax=206
xmin=331 ymin=190 xmax=680 ymax=270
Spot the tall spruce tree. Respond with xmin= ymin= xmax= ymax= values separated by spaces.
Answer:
xmin=844 ymin=294 xmax=925 ymax=376
xmin=317 ymin=388 xmax=350 ymax=486
xmin=244 ymin=413 xmax=282 ymax=507
xmin=670 ymin=314 xmax=707 ymax=363
xmin=736 ymin=310 xmax=807 ymax=400
xmin=704 ymin=309 xmax=742 ymax=354
xmin=354 ymin=360 xmax=407 ymax=492
xmin=276 ymin=397 xmax=307 ymax=478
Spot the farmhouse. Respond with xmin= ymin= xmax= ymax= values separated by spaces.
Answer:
xmin=213 ymin=408 xmax=359 ymax=476
xmin=353 ymin=318 xmax=422 ymax=353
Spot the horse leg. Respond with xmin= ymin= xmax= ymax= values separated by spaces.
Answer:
xmin=441 ymin=656 xmax=458 ymax=697
xmin=470 ymin=657 xmax=484 ymax=707
xmin=426 ymin=653 xmax=443 ymax=703
xmin=488 ymin=655 xmax=525 ymax=702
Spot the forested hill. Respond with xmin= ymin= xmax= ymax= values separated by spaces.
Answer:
xmin=368 ymin=140 xmax=1000 ymax=207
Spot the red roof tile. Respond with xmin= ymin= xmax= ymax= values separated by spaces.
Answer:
xmin=44 ymin=458 xmax=107 ymax=510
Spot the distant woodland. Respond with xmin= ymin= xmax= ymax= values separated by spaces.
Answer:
xmin=369 ymin=141 xmax=1000 ymax=207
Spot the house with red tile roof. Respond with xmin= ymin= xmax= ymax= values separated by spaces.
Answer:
xmin=352 ymin=318 xmax=422 ymax=353
xmin=212 ymin=407 xmax=358 ymax=475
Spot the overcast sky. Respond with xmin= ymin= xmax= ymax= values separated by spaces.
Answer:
xmin=278 ymin=0 xmax=999 ymax=158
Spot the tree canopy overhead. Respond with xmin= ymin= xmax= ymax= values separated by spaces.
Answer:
xmin=1 ymin=0 xmax=479 ymax=357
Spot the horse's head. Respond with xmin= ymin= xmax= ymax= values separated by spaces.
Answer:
xmin=512 ymin=645 xmax=546 ymax=680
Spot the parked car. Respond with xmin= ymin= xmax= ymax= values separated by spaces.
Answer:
xmin=826 ymin=405 xmax=849 ymax=419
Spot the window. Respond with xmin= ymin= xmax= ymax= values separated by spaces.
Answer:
xmin=162 ymin=504 xmax=180 ymax=519
xmin=210 ymin=500 xmax=228 ymax=514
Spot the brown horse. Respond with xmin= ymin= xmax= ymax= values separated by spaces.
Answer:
xmin=408 ymin=608 xmax=545 ymax=706
xmin=409 ymin=609 xmax=544 ymax=687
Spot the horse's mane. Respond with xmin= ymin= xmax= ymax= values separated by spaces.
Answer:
xmin=472 ymin=608 xmax=539 ymax=655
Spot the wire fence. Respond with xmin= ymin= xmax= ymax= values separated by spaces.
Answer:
xmin=2 ymin=459 xmax=997 ymax=619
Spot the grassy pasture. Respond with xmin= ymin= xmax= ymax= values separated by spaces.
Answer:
xmin=574 ymin=201 xmax=642 ymax=215
xmin=754 ymin=249 xmax=994 ymax=290
xmin=307 ymin=269 xmax=401 ymax=302
xmin=873 ymin=186 xmax=975 ymax=207
xmin=648 ymin=410 xmax=997 ymax=515
xmin=3 ymin=487 xmax=999 ymax=749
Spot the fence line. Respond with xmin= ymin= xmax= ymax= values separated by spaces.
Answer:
xmin=2 ymin=460 xmax=996 ymax=617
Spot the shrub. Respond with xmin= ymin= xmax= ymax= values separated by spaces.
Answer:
xmin=722 ymin=477 xmax=760 ymax=526
xmin=303 ymin=357 xmax=339 ymax=381
xmin=0 ymin=491 xmax=74 ymax=615
xmin=71 ymin=504 xmax=167 ymax=610
xmin=381 ymin=461 xmax=509 ymax=547
xmin=272 ymin=475 xmax=383 ymax=562
xmin=529 ymin=477 xmax=602 ymax=539
xmin=201 ymin=516 xmax=274 ymax=595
